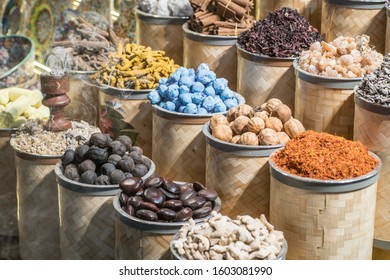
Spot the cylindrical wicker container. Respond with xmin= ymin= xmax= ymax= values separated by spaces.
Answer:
xmin=0 ymin=129 xmax=19 ymax=259
xmin=386 ymin=5 xmax=390 ymax=53
xmin=136 ymin=9 xmax=188 ymax=65
xmin=65 ymin=70 xmax=99 ymax=126
xmin=11 ymin=140 xmax=61 ymax=260
xmin=0 ymin=35 xmax=36 ymax=89
xmin=55 ymin=158 xmax=155 ymax=260
xmin=354 ymin=93 xmax=390 ymax=260
xmin=203 ymin=122 xmax=282 ymax=218
xmin=256 ymin=0 xmax=322 ymax=30
xmin=152 ymin=95 xmax=244 ymax=184
xmin=114 ymin=189 xmax=221 ymax=260
xmin=294 ymin=60 xmax=361 ymax=139
xmin=98 ymin=86 xmax=153 ymax=158
xmin=269 ymin=151 xmax=381 ymax=260
xmin=322 ymin=0 xmax=386 ymax=54
xmin=170 ymin=231 xmax=288 ymax=260
xmin=182 ymin=23 xmax=238 ymax=90
xmin=237 ymin=44 xmax=295 ymax=109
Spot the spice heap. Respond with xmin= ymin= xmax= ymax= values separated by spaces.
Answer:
xmin=188 ymin=0 xmax=254 ymax=36
xmin=12 ymin=120 xmax=100 ymax=155
xmin=299 ymin=35 xmax=383 ymax=78
xmin=172 ymin=212 xmax=285 ymax=260
xmin=92 ymin=43 xmax=178 ymax=89
xmin=148 ymin=64 xmax=240 ymax=114
xmin=51 ymin=11 xmax=125 ymax=71
xmin=138 ymin=0 xmax=193 ymax=17
xmin=118 ymin=176 xmax=218 ymax=222
xmin=355 ymin=56 xmax=390 ymax=106
xmin=272 ymin=130 xmax=379 ymax=180
xmin=0 ymin=88 xmax=49 ymax=128
xmin=210 ymin=99 xmax=305 ymax=146
xmin=237 ymin=7 xmax=322 ymax=58
xmin=61 ymin=133 xmax=152 ymax=185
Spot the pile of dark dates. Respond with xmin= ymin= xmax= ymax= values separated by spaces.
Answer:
xmin=61 ymin=132 xmax=152 ymax=185
xmin=119 ymin=176 xmax=219 ymax=222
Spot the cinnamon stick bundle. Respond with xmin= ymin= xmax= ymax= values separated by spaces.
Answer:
xmin=215 ymin=0 xmax=248 ymax=20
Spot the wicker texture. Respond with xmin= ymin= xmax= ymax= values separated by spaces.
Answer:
xmin=152 ymin=113 xmax=206 ymax=184
xmin=237 ymin=56 xmax=295 ymax=109
xmin=295 ymin=78 xmax=355 ymax=139
xmin=205 ymin=145 xmax=270 ymax=218
xmin=373 ymin=247 xmax=390 ymax=260
xmin=65 ymin=75 xmax=99 ymax=126
xmin=58 ymin=187 xmax=115 ymax=260
xmin=15 ymin=155 xmax=60 ymax=260
xmin=0 ymin=136 xmax=17 ymax=237
xmin=257 ymin=0 xmax=322 ymax=30
xmin=183 ymin=37 xmax=237 ymax=90
xmin=115 ymin=219 xmax=172 ymax=260
xmin=136 ymin=18 xmax=185 ymax=65
xmin=270 ymin=177 xmax=377 ymax=260
xmin=99 ymin=92 xmax=153 ymax=159
xmin=322 ymin=2 xmax=386 ymax=54
xmin=354 ymin=105 xmax=390 ymax=243
xmin=386 ymin=14 xmax=390 ymax=54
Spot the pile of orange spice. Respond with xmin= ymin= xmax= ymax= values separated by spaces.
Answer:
xmin=271 ymin=130 xmax=378 ymax=180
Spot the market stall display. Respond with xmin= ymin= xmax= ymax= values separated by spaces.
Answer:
xmin=114 ymin=176 xmax=220 ymax=259
xmin=149 ymin=64 xmax=244 ymax=184
xmin=322 ymin=0 xmax=386 ymax=54
xmin=294 ymin=35 xmax=383 ymax=139
xmin=354 ymin=56 xmax=390 ymax=259
xmin=269 ymin=130 xmax=381 ymax=259
xmin=236 ymin=7 xmax=322 ymax=109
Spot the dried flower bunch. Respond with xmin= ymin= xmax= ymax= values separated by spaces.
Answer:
xmin=209 ymin=98 xmax=305 ymax=146
xmin=238 ymin=7 xmax=322 ymax=57
xmin=188 ymin=0 xmax=254 ymax=36
xmin=272 ymin=130 xmax=379 ymax=180
xmin=299 ymin=35 xmax=383 ymax=78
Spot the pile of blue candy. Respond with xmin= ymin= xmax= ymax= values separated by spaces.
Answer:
xmin=147 ymin=64 xmax=239 ymax=114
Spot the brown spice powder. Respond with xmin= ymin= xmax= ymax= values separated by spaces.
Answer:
xmin=271 ymin=130 xmax=378 ymax=180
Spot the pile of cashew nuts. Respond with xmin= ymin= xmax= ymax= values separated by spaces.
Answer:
xmin=172 ymin=212 xmax=285 ymax=260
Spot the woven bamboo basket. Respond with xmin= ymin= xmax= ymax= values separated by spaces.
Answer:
xmin=322 ymin=0 xmax=386 ymax=54
xmin=256 ymin=0 xmax=322 ymax=30
xmin=294 ymin=60 xmax=361 ymax=139
xmin=203 ymin=122 xmax=282 ymax=218
xmin=269 ymin=150 xmax=381 ymax=260
xmin=113 ymin=189 xmax=221 ymax=260
xmin=152 ymin=95 xmax=244 ymax=184
xmin=98 ymin=86 xmax=153 ymax=159
xmin=182 ymin=23 xmax=238 ymax=91
xmin=11 ymin=140 xmax=61 ymax=260
xmin=237 ymin=44 xmax=295 ymax=109
xmin=386 ymin=6 xmax=390 ymax=53
xmin=136 ymin=9 xmax=188 ymax=65
xmin=65 ymin=71 xmax=99 ymax=126
xmin=55 ymin=158 xmax=155 ymax=260
xmin=354 ymin=93 xmax=390 ymax=259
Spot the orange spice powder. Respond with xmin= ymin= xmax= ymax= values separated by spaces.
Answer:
xmin=271 ymin=130 xmax=379 ymax=180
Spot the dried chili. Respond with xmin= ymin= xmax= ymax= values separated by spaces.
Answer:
xmin=271 ymin=130 xmax=378 ymax=180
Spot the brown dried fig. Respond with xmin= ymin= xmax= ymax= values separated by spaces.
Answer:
xmin=271 ymin=104 xmax=292 ymax=123
xmin=227 ymin=107 xmax=238 ymax=122
xmin=230 ymin=135 xmax=240 ymax=144
xmin=284 ymin=118 xmax=306 ymax=138
xmin=259 ymin=128 xmax=280 ymax=145
xmin=277 ymin=131 xmax=291 ymax=145
xmin=210 ymin=114 xmax=229 ymax=130
xmin=239 ymin=132 xmax=259 ymax=146
xmin=211 ymin=124 xmax=233 ymax=142
xmin=265 ymin=98 xmax=283 ymax=113
xmin=247 ymin=117 xmax=265 ymax=134
xmin=252 ymin=111 xmax=269 ymax=122
xmin=232 ymin=115 xmax=250 ymax=135
xmin=233 ymin=104 xmax=253 ymax=119
xmin=265 ymin=117 xmax=283 ymax=132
